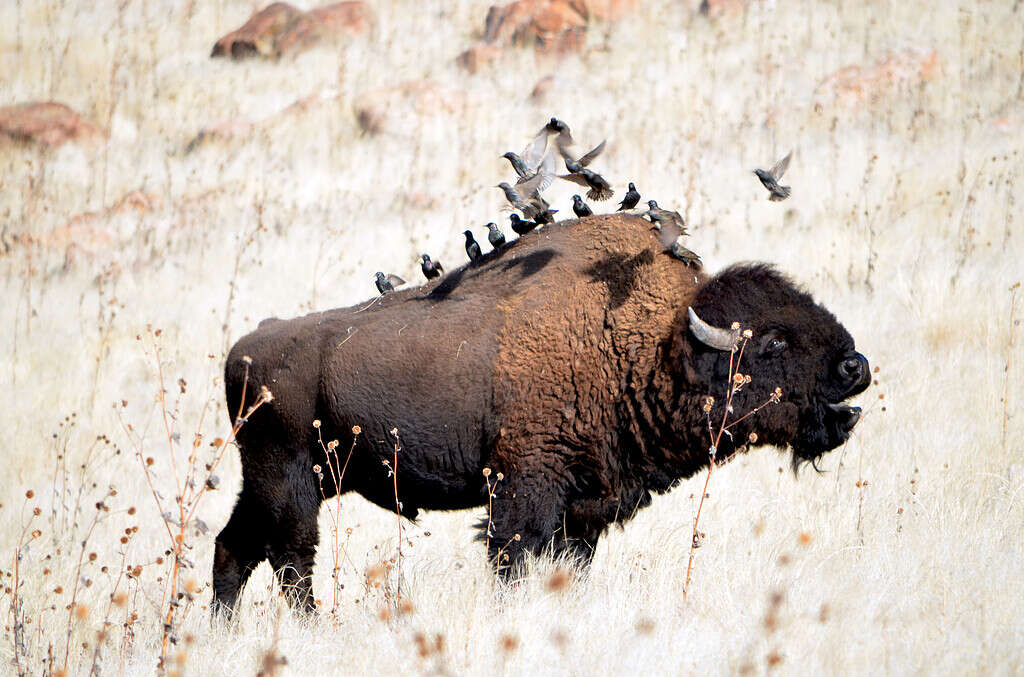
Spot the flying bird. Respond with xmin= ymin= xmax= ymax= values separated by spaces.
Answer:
xmin=464 ymin=229 xmax=482 ymax=262
xmin=509 ymin=213 xmax=537 ymax=235
xmin=559 ymin=141 xmax=613 ymax=201
xmin=572 ymin=195 xmax=593 ymax=218
xmin=374 ymin=272 xmax=405 ymax=295
xmin=420 ymin=254 xmax=443 ymax=280
xmin=501 ymin=152 xmax=530 ymax=178
xmin=754 ymin=151 xmax=792 ymax=201
xmin=544 ymin=117 xmax=574 ymax=153
xmin=618 ymin=182 xmax=640 ymax=211
xmin=645 ymin=200 xmax=686 ymax=232
xmin=484 ymin=222 xmax=506 ymax=248
xmin=645 ymin=200 xmax=688 ymax=248
xmin=533 ymin=208 xmax=558 ymax=225
xmin=669 ymin=237 xmax=702 ymax=267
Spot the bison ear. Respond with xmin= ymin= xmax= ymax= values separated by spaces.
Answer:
xmin=687 ymin=307 xmax=739 ymax=351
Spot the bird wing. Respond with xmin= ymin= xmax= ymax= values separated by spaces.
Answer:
xmin=386 ymin=274 xmax=406 ymax=287
xmin=769 ymin=151 xmax=792 ymax=180
xmin=521 ymin=129 xmax=549 ymax=171
xmin=498 ymin=184 xmax=526 ymax=209
xmin=558 ymin=173 xmax=592 ymax=187
xmin=515 ymin=171 xmax=544 ymax=200
xmin=651 ymin=218 xmax=686 ymax=249
xmin=576 ymin=139 xmax=606 ymax=167
xmin=535 ymin=149 xmax=557 ymax=192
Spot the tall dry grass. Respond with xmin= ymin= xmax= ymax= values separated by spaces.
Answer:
xmin=1 ymin=0 xmax=1022 ymax=674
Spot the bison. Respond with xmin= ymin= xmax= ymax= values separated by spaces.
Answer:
xmin=212 ymin=213 xmax=870 ymax=613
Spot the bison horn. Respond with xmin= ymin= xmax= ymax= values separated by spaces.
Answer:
xmin=687 ymin=307 xmax=739 ymax=351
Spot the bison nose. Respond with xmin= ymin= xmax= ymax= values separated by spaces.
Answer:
xmin=837 ymin=351 xmax=870 ymax=396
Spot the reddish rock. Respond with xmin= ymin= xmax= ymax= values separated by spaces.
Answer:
xmin=211 ymin=2 xmax=370 ymax=60
xmin=816 ymin=48 xmax=941 ymax=106
xmin=0 ymin=102 xmax=101 ymax=147
xmin=458 ymin=0 xmax=637 ymax=69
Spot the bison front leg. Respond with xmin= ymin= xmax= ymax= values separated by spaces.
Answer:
xmin=266 ymin=506 xmax=319 ymax=614
xmin=212 ymin=490 xmax=271 ymax=616
xmin=552 ymin=511 xmax=604 ymax=568
xmin=485 ymin=465 xmax=568 ymax=578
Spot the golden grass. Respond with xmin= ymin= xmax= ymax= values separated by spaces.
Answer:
xmin=1 ymin=0 xmax=1022 ymax=674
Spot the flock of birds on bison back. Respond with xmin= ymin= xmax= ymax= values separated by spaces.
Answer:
xmin=374 ymin=117 xmax=793 ymax=295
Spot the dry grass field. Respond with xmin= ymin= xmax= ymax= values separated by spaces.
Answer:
xmin=2 ymin=0 xmax=1023 ymax=674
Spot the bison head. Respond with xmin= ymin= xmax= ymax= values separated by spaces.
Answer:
xmin=683 ymin=264 xmax=870 ymax=466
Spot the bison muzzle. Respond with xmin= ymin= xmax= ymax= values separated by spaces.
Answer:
xmin=211 ymin=214 xmax=870 ymax=614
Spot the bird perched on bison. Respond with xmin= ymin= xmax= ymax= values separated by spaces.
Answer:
xmin=212 ymin=214 xmax=871 ymax=614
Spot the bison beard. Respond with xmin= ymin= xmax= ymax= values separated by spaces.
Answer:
xmin=211 ymin=214 xmax=870 ymax=614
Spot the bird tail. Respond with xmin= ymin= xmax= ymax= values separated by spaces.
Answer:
xmin=769 ymin=185 xmax=791 ymax=201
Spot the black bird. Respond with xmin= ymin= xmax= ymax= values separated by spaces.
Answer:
xmin=501 ymin=152 xmax=530 ymax=179
xmin=545 ymin=117 xmax=574 ymax=153
xmin=420 ymin=254 xmax=443 ymax=280
xmin=375 ymin=271 xmax=405 ymax=294
xmin=572 ymin=195 xmax=593 ymax=218
xmin=645 ymin=200 xmax=686 ymax=232
xmin=510 ymin=213 xmax=537 ymax=236
xmin=484 ymin=222 xmax=506 ymax=248
xmin=669 ymin=237 xmax=702 ymax=267
xmin=533 ymin=208 xmax=558 ymax=225
xmin=754 ymin=151 xmax=792 ymax=201
xmin=617 ymin=182 xmax=641 ymax=211
xmin=497 ymin=175 xmax=545 ymax=213
xmin=559 ymin=141 xmax=613 ymax=201
xmin=645 ymin=200 xmax=688 ymax=249
xmin=464 ymin=229 xmax=482 ymax=262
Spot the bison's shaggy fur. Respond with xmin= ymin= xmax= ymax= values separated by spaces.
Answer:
xmin=212 ymin=214 xmax=870 ymax=613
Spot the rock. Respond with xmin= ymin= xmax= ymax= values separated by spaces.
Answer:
xmin=0 ymin=102 xmax=102 ymax=148
xmin=815 ymin=48 xmax=941 ymax=107
xmin=458 ymin=0 xmax=638 ymax=69
xmin=211 ymin=1 xmax=370 ymax=60
xmin=482 ymin=0 xmax=586 ymax=52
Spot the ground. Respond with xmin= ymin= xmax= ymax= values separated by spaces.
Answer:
xmin=1 ymin=0 xmax=1022 ymax=674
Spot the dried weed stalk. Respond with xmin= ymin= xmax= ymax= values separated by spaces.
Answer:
xmin=684 ymin=325 xmax=782 ymax=596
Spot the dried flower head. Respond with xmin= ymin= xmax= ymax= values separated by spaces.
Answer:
xmin=748 ymin=432 xmax=758 ymax=443
xmin=730 ymin=321 xmax=741 ymax=331
xmin=312 ymin=420 xmax=321 ymax=429
xmin=242 ymin=355 xmax=253 ymax=365
xmin=742 ymin=329 xmax=753 ymax=339
xmin=312 ymin=464 xmax=322 ymax=474
xmin=259 ymin=386 xmax=274 ymax=403
xmin=352 ymin=425 xmax=361 ymax=435
xmin=500 ymin=634 xmax=519 ymax=652
xmin=482 ymin=467 xmax=491 ymax=477
xmin=546 ymin=568 xmax=569 ymax=592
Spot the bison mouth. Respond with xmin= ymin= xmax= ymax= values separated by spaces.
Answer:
xmin=791 ymin=351 xmax=870 ymax=465
xmin=790 ymin=400 xmax=862 ymax=466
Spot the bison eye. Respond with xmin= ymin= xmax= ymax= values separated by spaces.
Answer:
xmin=763 ymin=335 xmax=788 ymax=355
